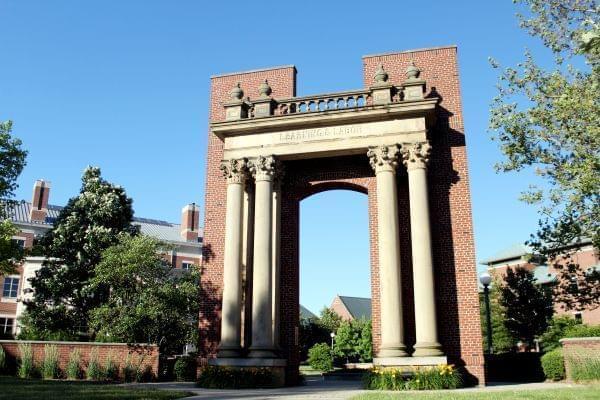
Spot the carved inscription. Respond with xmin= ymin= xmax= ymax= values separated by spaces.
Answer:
xmin=278 ymin=125 xmax=362 ymax=143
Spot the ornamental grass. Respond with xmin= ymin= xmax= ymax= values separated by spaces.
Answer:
xmin=363 ymin=364 xmax=462 ymax=390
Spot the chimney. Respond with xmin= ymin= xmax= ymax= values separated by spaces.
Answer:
xmin=30 ymin=180 xmax=51 ymax=223
xmin=181 ymin=203 xmax=200 ymax=242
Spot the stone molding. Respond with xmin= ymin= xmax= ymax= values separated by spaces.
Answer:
xmin=249 ymin=155 xmax=280 ymax=182
xmin=401 ymin=141 xmax=431 ymax=170
xmin=221 ymin=158 xmax=249 ymax=184
xmin=367 ymin=145 xmax=401 ymax=174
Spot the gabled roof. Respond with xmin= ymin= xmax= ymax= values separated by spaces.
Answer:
xmin=300 ymin=305 xmax=316 ymax=320
xmin=4 ymin=201 xmax=202 ymax=246
xmin=480 ymin=243 xmax=532 ymax=265
xmin=338 ymin=296 xmax=371 ymax=320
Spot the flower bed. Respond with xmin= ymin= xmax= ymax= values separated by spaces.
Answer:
xmin=363 ymin=364 xmax=462 ymax=390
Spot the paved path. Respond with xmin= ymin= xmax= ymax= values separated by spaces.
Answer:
xmin=127 ymin=377 xmax=581 ymax=400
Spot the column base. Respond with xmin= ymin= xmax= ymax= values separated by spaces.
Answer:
xmin=373 ymin=355 xmax=447 ymax=367
xmin=376 ymin=345 xmax=409 ymax=358
xmin=207 ymin=358 xmax=287 ymax=387
xmin=413 ymin=342 xmax=444 ymax=357
xmin=216 ymin=346 xmax=243 ymax=358
xmin=248 ymin=347 xmax=278 ymax=358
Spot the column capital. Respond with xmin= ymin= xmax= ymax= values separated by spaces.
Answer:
xmin=367 ymin=145 xmax=401 ymax=174
xmin=221 ymin=158 xmax=249 ymax=184
xmin=250 ymin=155 xmax=281 ymax=182
xmin=401 ymin=141 xmax=431 ymax=170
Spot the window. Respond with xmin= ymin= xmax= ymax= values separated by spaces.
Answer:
xmin=11 ymin=238 xmax=25 ymax=249
xmin=0 ymin=317 xmax=14 ymax=335
xmin=2 ymin=277 xmax=19 ymax=298
xmin=181 ymin=262 xmax=194 ymax=271
xmin=574 ymin=312 xmax=583 ymax=322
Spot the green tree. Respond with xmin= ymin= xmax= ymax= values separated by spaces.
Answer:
xmin=333 ymin=318 xmax=372 ymax=363
xmin=298 ymin=317 xmax=329 ymax=361
xmin=0 ymin=220 xmax=25 ymax=275
xmin=21 ymin=167 xmax=134 ymax=339
xmin=480 ymin=277 xmax=517 ymax=353
xmin=317 ymin=307 xmax=343 ymax=333
xmin=489 ymin=0 xmax=600 ymax=310
xmin=500 ymin=267 xmax=554 ymax=348
xmin=89 ymin=234 xmax=200 ymax=354
xmin=0 ymin=120 xmax=28 ymax=275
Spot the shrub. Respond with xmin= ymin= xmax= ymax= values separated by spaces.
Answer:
xmin=307 ymin=343 xmax=333 ymax=372
xmin=66 ymin=349 xmax=82 ymax=380
xmin=104 ymin=352 xmax=119 ymax=381
xmin=363 ymin=365 xmax=462 ymax=390
xmin=17 ymin=343 xmax=36 ymax=378
xmin=540 ymin=316 xmax=580 ymax=352
xmin=174 ymin=356 xmax=196 ymax=381
xmin=86 ymin=348 xmax=104 ymax=381
xmin=565 ymin=349 xmax=600 ymax=382
xmin=197 ymin=366 xmax=274 ymax=389
xmin=541 ymin=348 xmax=565 ymax=381
xmin=564 ymin=324 xmax=600 ymax=338
xmin=42 ymin=344 xmax=60 ymax=379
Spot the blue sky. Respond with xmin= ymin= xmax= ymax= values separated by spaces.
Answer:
xmin=1 ymin=1 xmax=555 ymax=314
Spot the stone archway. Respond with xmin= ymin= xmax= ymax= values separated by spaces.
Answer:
xmin=199 ymin=47 xmax=485 ymax=386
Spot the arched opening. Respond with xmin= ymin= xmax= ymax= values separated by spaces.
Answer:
xmin=298 ymin=188 xmax=372 ymax=366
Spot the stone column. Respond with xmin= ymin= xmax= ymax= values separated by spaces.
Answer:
xmin=248 ymin=155 xmax=279 ymax=358
xmin=401 ymin=141 xmax=443 ymax=357
xmin=218 ymin=158 xmax=248 ymax=358
xmin=367 ymin=145 xmax=408 ymax=358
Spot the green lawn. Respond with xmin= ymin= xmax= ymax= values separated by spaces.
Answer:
xmin=0 ymin=376 xmax=193 ymax=400
xmin=351 ymin=385 xmax=600 ymax=400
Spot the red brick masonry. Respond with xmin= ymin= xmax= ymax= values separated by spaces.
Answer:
xmin=0 ymin=340 xmax=159 ymax=379
xmin=200 ymin=46 xmax=484 ymax=385
xmin=560 ymin=337 xmax=600 ymax=380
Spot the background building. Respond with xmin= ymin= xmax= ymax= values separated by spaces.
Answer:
xmin=481 ymin=240 xmax=600 ymax=325
xmin=0 ymin=179 xmax=203 ymax=337
xmin=330 ymin=295 xmax=371 ymax=321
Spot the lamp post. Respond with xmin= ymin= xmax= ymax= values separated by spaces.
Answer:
xmin=330 ymin=332 xmax=336 ymax=363
xmin=479 ymin=272 xmax=493 ymax=354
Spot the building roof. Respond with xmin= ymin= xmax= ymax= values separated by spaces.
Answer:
xmin=5 ymin=201 xmax=202 ymax=246
xmin=338 ymin=296 xmax=371 ymax=320
xmin=480 ymin=243 xmax=532 ymax=265
xmin=299 ymin=305 xmax=316 ymax=320
xmin=532 ymin=265 xmax=557 ymax=285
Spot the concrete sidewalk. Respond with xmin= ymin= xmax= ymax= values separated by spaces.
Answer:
xmin=127 ymin=377 xmax=579 ymax=400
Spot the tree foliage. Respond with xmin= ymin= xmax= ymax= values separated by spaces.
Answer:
xmin=333 ymin=318 xmax=372 ymax=363
xmin=489 ymin=0 xmax=600 ymax=310
xmin=0 ymin=120 xmax=28 ymax=274
xmin=318 ymin=307 xmax=343 ymax=333
xmin=90 ymin=234 xmax=200 ymax=355
xmin=22 ymin=167 xmax=134 ymax=339
xmin=0 ymin=220 xmax=25 ymax=275
xmin=0 ymin=120 xmax=28 ymax=218
xmin=499 ymin=267 xmax=554 ymax=347
xmin=539 ymin=315 xmax=581 ymax=352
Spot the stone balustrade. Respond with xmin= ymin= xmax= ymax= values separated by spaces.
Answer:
xmin=224 ymin=65 xmax=425 ymax=121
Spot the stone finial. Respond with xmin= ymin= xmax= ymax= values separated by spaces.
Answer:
xmin=373 ymin=64 xmax=389 ymax=84
xmin=405 ymin=61 xmax=421 ymax=80
xmin=367 ymin=145 xmax=401 ymax=173
xmin=220 ymin=158 xmax=248 ymax=184
xmin=229 ymin=83 xmax=244 ymax=101
xmin=258 ymin=79 xmax=272 ymax=98
xmin=400 ymin=141 xmax=431 ymax=170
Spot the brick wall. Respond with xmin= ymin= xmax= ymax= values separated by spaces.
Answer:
xmin=560 ymin=337 xmax=600 ymax=380
xmin=199 ymin=66 xmax=297 ymax=364
xmin=200 ymin=46 xmax=484 ymax=385
xmin=0 ymin=340 xmax=159 ymax=379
